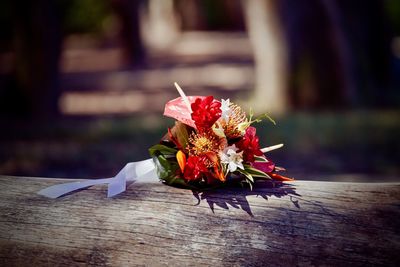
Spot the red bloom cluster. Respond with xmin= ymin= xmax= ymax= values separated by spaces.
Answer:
xmin=191 ymin=96 xmax=221 ymax=132
xmin=184 ymin=155 xmax=209 ymax=181
xmin=237 ymin=126 xmax=263 ymax=162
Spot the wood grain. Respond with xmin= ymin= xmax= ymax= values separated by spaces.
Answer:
xmin=0 ymin=176 xmax=399 ymax=266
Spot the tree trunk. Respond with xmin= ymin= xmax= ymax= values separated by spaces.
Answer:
xmin=242 ymin=0 xmax=287 ymax=114
xmin=141 ymin=0 xmax=180 ymax=50
xmin=112 ymin=0 xmax=146 ymax=68
xmin=10 ymin=0 xmax=62 ymax=118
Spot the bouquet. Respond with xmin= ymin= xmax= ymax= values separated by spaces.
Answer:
xmin=38 ymin=83 xmax=293 ymax=199
xmin=150 ymin=83 xmax=293 ymax=190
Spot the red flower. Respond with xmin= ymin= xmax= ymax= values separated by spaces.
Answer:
xmin=183 ymin=155 xmax=209 ymax=181
xmin=237 ymin=126 xmax=263 ymax=162
xmin=191 ymin=96 xmax=221 ymax=132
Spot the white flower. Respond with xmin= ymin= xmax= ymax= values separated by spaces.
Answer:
xmin=220 ymin=99 xmax=231 ymax=122
xmin=219 ymin=144 xmax=244 ymax=172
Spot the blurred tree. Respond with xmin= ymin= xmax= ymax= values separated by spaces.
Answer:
xmin=63 ymin=0 xmax=109 ymax=35
xmin=0 ymin=1 xmax=13 ymax=52
xmin=7 ymin=0 xmax=64 ymax=118
xmin=386 ymin=0 xmax=400 ymax=34
xmin=175 ymin=0 xmax=204 ymax=30
xmin=386 ymin=0 xmax=400 ymax=105
xmin=279 ymin=0 xmax=397 ymax=109
xmin=336 ymin=0 xmax=394 ymax=107
xmin=242 ymin=0 xmax=288 ymax=114
xmin=322 ymin=0 xmax=357 ymax=106
xmin=279 ymin=0 xmax=347 ymax=109
xmin=175 ymin=0 xmax=245 ymax=31
xmin=141 ymin=0 xmax=180 ymax=50
xmin=112 ymin=0 xmax=146 ymax=68
xmin=201 ymin=0 xmax=245 ymax=31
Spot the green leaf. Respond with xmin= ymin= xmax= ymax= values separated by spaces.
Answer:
xmin=249 ymin=107 xmax=254 ymax=118
xmin=254 ymin=156 xmax=267 ymax=162
xmin=149 ymin=144 xmax=177 ymax=157
xmin=151 ymin=152 xmax=201 ymax=190
xmin=248 ymin=180 xmax=253 ymax=191
xmin=236 ymin=168 xmax=254 ymax=183
xmin=245 ymin=165 xmax=272 ymax=180
xmin=171 ymin=121 xmax=190 ymax=148
xmin=240 ymin=179 xmax=253 ymax=191
xmin=261 ymin=113 xmax=276 ymax=125
xmin=164 ymin=176 xmax=192 ymax=189
xmin=152 ymin=155 xmax=171 ymax=179
xmin=243 ymin=164 xmax=271 ymax=179
xmin=149 ymin=142 xmax=228 ymax=191
xmin=244 ymin=110 xmax=276 ymax=129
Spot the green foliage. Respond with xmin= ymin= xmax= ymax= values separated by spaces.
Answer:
xmin=149 ymin=144 xmax=177 ymax=157
xmin=171 ymin=121 xmax=190 ymax=148
xmin=385 ymin=0 xmax=400 ymax=34
xmin=236 ymin=168 xmax=254 ymax=183
xmin=149 ymin=143 xmax=194 ymax=189
xmin=243 ymin=164 xmax=271 ymax=179
xmin=62 ymin=0 xmax=111 ymax=34
xmin=239 ymin=109 xmax=276 ymax=133
xmin=149 ymin=143 xmax=228 ymax=191
xmin=254 ymin=156 xmax=267 ymax=162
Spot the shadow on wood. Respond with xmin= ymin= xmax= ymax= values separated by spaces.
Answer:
xmin=192 ymin=181 xmax=300 ymax=217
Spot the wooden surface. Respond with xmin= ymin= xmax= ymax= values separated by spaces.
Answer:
xmin=0 ymin=176 xmax=399 ymax=266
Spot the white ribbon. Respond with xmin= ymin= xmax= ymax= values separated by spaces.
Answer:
xmin=38 ymin=158 xmax=159 ymax=198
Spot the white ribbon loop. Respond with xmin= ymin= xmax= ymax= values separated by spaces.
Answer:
xmin=38 ymin=159 xmax=158 ymax=199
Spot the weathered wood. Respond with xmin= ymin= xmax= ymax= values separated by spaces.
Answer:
xmin=0 ymin=176 xmax=399 ymax=266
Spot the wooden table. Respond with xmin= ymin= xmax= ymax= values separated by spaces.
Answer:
xmin=0 ymin=176 xmax=399 ymax=266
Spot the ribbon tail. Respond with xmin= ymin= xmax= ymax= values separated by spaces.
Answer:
xmin=38 ymin=158 xmax=159 ymax=198
xmin=37 ymin=178 xmax=114 ymax=199
xmin=107 ymin=166 xmax=127 ymax=198
xmin=107 ymin=159 xmax=158 ymax=197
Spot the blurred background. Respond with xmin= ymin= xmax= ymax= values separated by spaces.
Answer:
xmin=0 ymin=0 xmax=399 ymax=181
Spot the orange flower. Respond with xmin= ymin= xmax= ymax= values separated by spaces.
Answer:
xmin=176 ymin=150 xmax=187 ymax=173
xmin=204 ymin=152 xmax=226 ymax=182
xmin=270 ymin=173 xmax=294 ymax=182
xmin=212 ymin=165 xmax=226 ymax=182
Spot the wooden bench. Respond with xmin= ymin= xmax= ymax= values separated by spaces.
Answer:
xmin=0 ymin=176 xmax=399 ymax=266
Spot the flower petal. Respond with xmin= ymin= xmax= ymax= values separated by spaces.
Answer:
xmin=176 ymin=150 xmax=187 ymax=173
xmin=251 ymin=161 xmax=275 ymax=173
xmin=164 ymin=96 xmax=206 ymax=128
